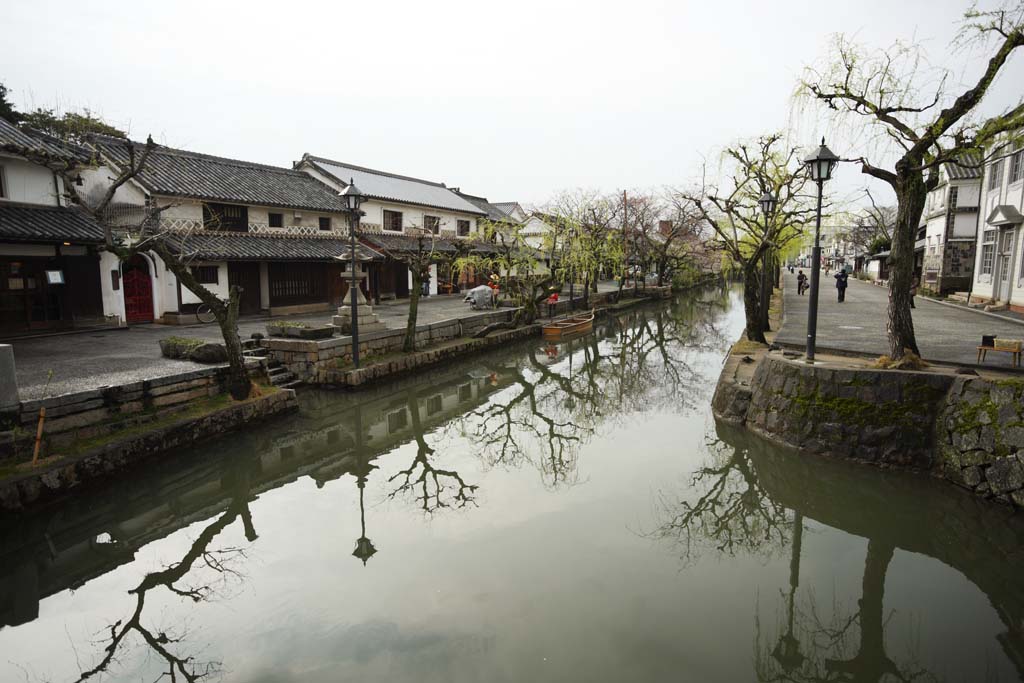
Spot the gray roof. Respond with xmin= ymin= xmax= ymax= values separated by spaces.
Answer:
xmin=92 ymin=137 xmax=348 ymax=213
xmin=492 ymin=202 xmax=521 ymax=217
xmin=0 ymin=118 xmax=94 ymax=165
xmin=945 ymin=151 xmax=984 ymax=180
xmin=0 ymin=203 xmax=106 ymax=243
xmin=362 ymin=232 xmax=502 ymax=256
xmin=454 ymin=191 xmax=511 ymax=222
xmin=300 ymin=155 xmax=486 ymax=216
xmin=165 ymin=232 xmax=382 ymax=262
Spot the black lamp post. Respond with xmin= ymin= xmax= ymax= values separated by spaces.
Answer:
xmin=758 ymin=191 xmax=778 ymax=332
xmin=802 ymin=138 xmax=839 ymax=362
xmin=340 ymin=178 xmax=365 ymax=369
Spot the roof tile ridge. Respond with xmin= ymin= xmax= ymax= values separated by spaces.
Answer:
xmin=305 ymin=154 xmax=449 ymax=188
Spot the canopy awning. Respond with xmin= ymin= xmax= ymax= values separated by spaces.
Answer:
xmin=987 ymin=205 xmax=1024 ymax=227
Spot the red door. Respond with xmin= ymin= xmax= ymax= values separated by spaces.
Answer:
xmin=123 ymin=268 xmax=154 ymax=323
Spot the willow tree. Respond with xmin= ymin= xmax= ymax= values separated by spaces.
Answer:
xmin=680 ymin=133 xmax=813 ymax=343
xmin=378 ymin=225 xmax=444 ymax=352
xmin=547 ymin=189 xmax=620 ymax=305
xmin=800 ymin=3 xmax=1024 ymax=359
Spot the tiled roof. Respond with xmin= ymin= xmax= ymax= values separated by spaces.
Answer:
xmin=492 ymin=202 xmax=521 ymax=217
xmin=945 ymin=151 xmax=984 ymax=180
xmin=0 ymin=203 xmax=105 ymax=243
xmin=0 ymin=118 xmax=94 ymax=164
xmin=164 ymin=232 xmax=382 ymax=262
xmin=300 ymin=155 xmax=486 ymax=216
xmin=454 ymin=191 xmax=511 ymax=222
xmin=361 ymin=232 xmax=502 ymax=256
xmin=92 ymin=137 xmax=348 ymax=213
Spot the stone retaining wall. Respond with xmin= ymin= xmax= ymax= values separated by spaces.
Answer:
xmin=713 ymin=351 xmax=1024 ymax=508
xmin=0 ymin=361 xmax=263 ymax=463
xmin=0 ymin=389 xmax=298 ymax=511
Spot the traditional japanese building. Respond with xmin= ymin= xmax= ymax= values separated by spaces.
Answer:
xmin=83 ymin=138 xmax=380 ymax=324
xmin=969 ymin=135 xmax=1024 ymax=310
xmin=0 ymin=119 xmax=111 ymax=335
xmin=914 ymin=153 xmax=982 ymax=295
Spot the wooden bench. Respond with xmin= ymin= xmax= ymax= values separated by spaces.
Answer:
xmin=977 ymin=341 xmax=1022 ymax=367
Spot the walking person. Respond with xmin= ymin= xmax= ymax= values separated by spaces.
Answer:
xmin=797 ymin=270 xmax=807 ymax=296
xmin=834 ymin=268 xmax=849 ymax=302
xmin=910 ymin=276 xmax=919 ymax=309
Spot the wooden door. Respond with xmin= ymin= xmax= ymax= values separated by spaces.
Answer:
xmin=123 ymin=268 xmax=154 ymax=323
xmin=228 ymin=262 xmax=262 ymax=315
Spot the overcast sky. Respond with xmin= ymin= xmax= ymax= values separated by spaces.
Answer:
xmin=3 ymin=0 xmax=1022 ymax=207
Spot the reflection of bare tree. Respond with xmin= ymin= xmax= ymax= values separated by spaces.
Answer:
xmin=386 ymin=388 xmax=479 ymax=513
xmin=74 ymin=468 xmax=256 ymax=682
xmin=653 ymin=438 xmax=791 ymax=565
xmin=755 ymin=537 xmax=936 ymax=683
xmin=458 ymin=292 xmax=733 ymax=488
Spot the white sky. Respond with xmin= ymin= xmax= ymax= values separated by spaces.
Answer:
xmin=3 ymin=0 xmax=1022 ymax=207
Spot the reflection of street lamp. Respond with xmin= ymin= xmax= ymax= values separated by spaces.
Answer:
xmin=772 ymin=512 xmax=804 ymax=673
xmin=340 ymin=179 xmax=365 ymax=369
xmin=352 ymin=474 xmax=377 ymax=565
xmin=802 ymin=139 xmax=839 ymax=362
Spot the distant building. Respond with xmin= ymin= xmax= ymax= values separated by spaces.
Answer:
xmin=969 ymin=134 xmax=1024 ymax=310
xmin=915 ymin=153 xmax=982 ymax=295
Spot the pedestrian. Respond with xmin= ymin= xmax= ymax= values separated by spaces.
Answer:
xmin=834 ymin=268 xmax=849 ymax=302
xmin=797 ymin=270 xmax=807 ymax=296
xmin=910 ymin=276 xmax=919 ymax=309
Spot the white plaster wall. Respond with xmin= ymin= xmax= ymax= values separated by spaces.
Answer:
xmin=361 ymin=200 xmax=480 ymax=238
xmin=178 ymin=262 xmax=229 ymax=305
xmin=407 ymin=264 xmax=439 ymax=295
xmin=248 ymin=205 xmax=347 ymax=230
xmin=952 ymin=212 xmax=980 ymax=239
xmin=99 ymin=250 xmax=126 ymax=325
xmin=158 ymin=200 xmax=204 ymax=222
xmin=77 ymin=165 xmax=147 ymax=208
xmin=957 ymin=182 xmax=981 ymax=208
xmin=0 ymin=156 xmax=60 ymax=206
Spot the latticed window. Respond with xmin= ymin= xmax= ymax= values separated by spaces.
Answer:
xmin=383 ymin=209 xmax=403 ymax=232
xmin=457 ymin=219 xmax=470 ymax=237
xmin=1011 ymin=148 xmax=1024 ymax=184
xmin=203 ymin=203 xmax=248 ymax=232
xmin=190 ymin=266 xmax=219 ymax=284
xmin=945 ymin=186 xmax=958 ymax=237
xmin=989 ymin=159 xmax=1003 ymax=191
xmin=319 ymin=216 xmax=332 ymax=231
xmin=268 ymin=212 xmax=284 ymax=228
xmin=424 ymin=215 xmax=440 ymax=234
xmin=981 ymin=229 xmax=997 ymax=274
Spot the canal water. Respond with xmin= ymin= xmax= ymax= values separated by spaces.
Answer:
xmin=2 ymin=287 xmax=1024 ymax=682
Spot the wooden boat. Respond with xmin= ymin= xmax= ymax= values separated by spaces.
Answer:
xmin=542 ymin=309 xmax=595 ymax=340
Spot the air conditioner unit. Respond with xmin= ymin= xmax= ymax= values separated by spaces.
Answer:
xmin=293 ymin=211 xmax=302 ymax=220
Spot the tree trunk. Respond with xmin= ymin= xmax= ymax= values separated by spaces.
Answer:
xmin=743 ymin=265 xmax=766 ymax=343
xmin=758 ymin=250 xmax=772 ymax=333
xmin=150 ymin=242 xmax=251 ymax=400
xmin=404 ymin=267 xmax=422 ymax=353
xmin=887 ymin=170 xmax=925 ymax=359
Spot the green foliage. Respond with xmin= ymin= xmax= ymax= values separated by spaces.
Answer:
xmin=868 ymin=235 xmax=892 ymax=254
xmin=19 ymin=107 xmax=126 ymax=142
xmin=0 ymin=82 xmax=20 ymax=125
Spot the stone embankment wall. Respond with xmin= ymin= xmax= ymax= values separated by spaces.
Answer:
xmin=0 ymin=389 xmax=297 ymax=511
xmin=714 ymin=351 xmax=1024 ymax=508
xmin=0 ymin=362 xmax=262 ymax=462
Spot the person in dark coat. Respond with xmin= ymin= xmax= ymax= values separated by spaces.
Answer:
xmin=796 ymin=270 xmax=808 ymax=295
xmin=834 ymin=269 xmax=849 ymax=302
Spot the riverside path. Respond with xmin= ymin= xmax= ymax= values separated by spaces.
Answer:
xmin=775 ymin=271 xmax=1024 ymax=368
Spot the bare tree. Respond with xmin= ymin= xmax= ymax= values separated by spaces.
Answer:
xmin=800 ymin=3 xmax=1024 ymax=358
xmin=377 ymin=225 xmax=444 ymax=353
xmin=679 ymin=133 xmax=814 ymax=343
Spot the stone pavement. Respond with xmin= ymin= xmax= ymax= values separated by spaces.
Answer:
xmin=6 ymin=295 xmax=495 ymax=400
xmin=775 ymin=271 xmax=1024 ymax=368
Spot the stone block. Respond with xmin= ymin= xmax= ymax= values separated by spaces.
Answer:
xmin=962 ymin=465 xmax=983 ymax=487
xmin=986 ymin=455 xmax=1024 ymax=495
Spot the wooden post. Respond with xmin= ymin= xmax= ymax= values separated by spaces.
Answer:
xmin=31 ymin=406 xmax=46 ymax=465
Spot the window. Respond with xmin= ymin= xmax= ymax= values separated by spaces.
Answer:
xmin=426 ymin=394 xmax=443 ymax=415
xmin=981 ymin=229 xmax=997 ymax=275
xmin=387 ymin=409 xmax=408 ymax=433
xmin=319 ymin=216 xmax=332 ymax=231
xmin=945 ymin=187 xmax=958 ymax=237
xmin=457 ymin=219 xmax=470 ymax=237
xmin=424 ymin=215 xmax=440 ymax=234
xmin=110 ymin=270 xmax=120 ymax=291
xmin=203 ymin=203 xmax=249 ymax=232
xmin=383 ymin=209 xmax=403 ymax=232
xmin=1011 ymin=148 xmax=1024 ymax=184
xmin=989 ymin=159 xmax=1003 ymax=191
xmin=268 ymin=212 xmax=284 ymax=228
xmin=191 ymin=265 xmax=219 ymax=284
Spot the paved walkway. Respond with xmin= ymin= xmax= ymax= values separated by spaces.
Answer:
xmin=7 ymin=295 xmax=494 ymax=400
xmin=776 ymin=271 xmax=1024 ymax=368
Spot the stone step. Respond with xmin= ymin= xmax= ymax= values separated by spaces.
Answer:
xmin=277 ymin=379 xmax=303 ymax=389
xmin=947 ymin=292 xmax=970 ymax=303
xmin=270 ymin=371 xmax=298 ymax=386
xmin=267 ymin=366 xmax=290 ymax=377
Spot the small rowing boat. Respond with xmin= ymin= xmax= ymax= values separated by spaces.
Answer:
xmin=542 ymin=309 xmax=595 ymax=340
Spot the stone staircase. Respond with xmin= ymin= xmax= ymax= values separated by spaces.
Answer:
xmin=242 ymin=339 xmax=301 ymax=389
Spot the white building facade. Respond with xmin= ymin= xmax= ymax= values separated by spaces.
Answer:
xmin=969 ymin=137 xmax=1024 ymax=310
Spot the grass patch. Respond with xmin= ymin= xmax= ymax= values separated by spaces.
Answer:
xmin=732 ymin=339 xmax=767 ymax=355
xmin=872 ymin=349 xmax=928 ymax=370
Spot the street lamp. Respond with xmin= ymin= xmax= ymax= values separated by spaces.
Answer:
xmin=759 ymin=191 xmax=778 ymax=332
xmin=340 ymin=178 xmax=365 ymax=368
xmin=802 ymin=138 xmax=839 ymax=362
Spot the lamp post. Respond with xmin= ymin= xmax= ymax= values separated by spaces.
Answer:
xmin=758 ymin=191 xmax=778 ymax=333
xmin=340 ymin=179 xmax=365 ymax=369
xmin=802 ymin=138 xmax=839 ymax=362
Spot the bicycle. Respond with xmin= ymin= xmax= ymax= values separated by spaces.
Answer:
xmin=195 ymin=302 xmax=217 ymax=324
